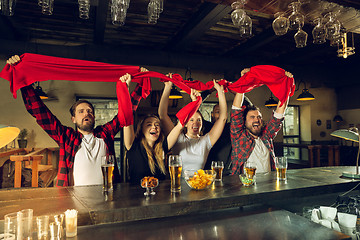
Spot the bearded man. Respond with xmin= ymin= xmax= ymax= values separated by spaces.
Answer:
xmin=229 ymin=68 xmax=290 ymax=175
xmin=7 ymin=55 xmax=146 ymax=186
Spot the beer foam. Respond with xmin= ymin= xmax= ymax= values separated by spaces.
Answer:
xmin=65 ymin=209 xmax=78 ymax=217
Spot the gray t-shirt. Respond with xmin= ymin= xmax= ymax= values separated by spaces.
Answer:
xmin=172 ymin=133 xmax=212 ymax=171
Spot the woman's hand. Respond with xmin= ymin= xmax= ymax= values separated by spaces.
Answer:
xmin=7 ymin=55 xmax=21 ymax=65
xmin=119 ymin=73 xmax=131 ymax=86
xmin=213 ymin=80 xmax=224 ymax=93
xmin=164 ymin=73 xmax=173 ymax=88
xmin=190 ymin=88 xmax=200 ymax=101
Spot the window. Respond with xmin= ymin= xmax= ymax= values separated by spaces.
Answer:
xmin=283 ymin=105 xmax=300 ymax=160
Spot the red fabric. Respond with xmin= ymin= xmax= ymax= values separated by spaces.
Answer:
xmin=228 ymin=65 xmax=295 ymax=106
xmin=0 ymin=54 xmax=295 ymax=126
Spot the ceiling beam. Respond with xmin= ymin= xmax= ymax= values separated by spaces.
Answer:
xmin=224 ymin=27 xmax=280 ymax=57
xmin=0 ymin=39 xmax=250 ymax=73
xmin=93 ymin=0 xmax=109 ymax=44
xmin=165 ymin=2 xmax=232 ymax=51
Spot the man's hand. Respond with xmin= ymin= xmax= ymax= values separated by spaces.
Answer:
xmin=140 ymin=67 xmax=149 ymax=72
xmin=119 ymin=73 xmax=131 ymax=87
xmin=7 ymin=55 xmax=21 ymax=65
xmin=285 ymin=71 xmax=293 ymax=78
xmin=241 ymin=68 xmax=250 ymax=76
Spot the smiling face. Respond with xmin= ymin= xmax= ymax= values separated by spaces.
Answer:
xmin=185 ymin=112 xmax=203 ymax=137
xmin=142 ymin=117 xmax=161 ymax=144
xmin=245 ymin=109 xmax=263 ymax=137
xmin=72 ymin=102 xmax=95 ymax=133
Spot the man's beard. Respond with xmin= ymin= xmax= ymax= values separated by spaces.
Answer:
xmin=245 ymin=124 xmax=262 ymax=136
xmin=76 ymin=120 xmax=95 ymax=132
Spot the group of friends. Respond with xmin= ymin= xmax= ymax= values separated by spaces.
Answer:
xmin=5 ymin=55 xmax=292 ymax=187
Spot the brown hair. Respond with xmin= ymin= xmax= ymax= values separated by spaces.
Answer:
xmin=69 ymin=100 xmax=95 ymax=117
xmin=243 ymin=105 xmax=261 ymax=125
xmin=135 ymin=114 xmax=166 ymax=175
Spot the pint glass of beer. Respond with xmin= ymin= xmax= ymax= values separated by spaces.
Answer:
xmin=101 ymin=155 xmax=115 ymax=191
xmin=211 ymin=161 xmax=224 ymax=181
xmin=168 ymin=155 xmax=182 ymax=192
xmin=243 ymin=161 xmax=256 ymax=182
xmin=275 ymin=157 xmax=287 ymax=181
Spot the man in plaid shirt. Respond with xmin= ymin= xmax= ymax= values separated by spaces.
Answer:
xmin=230 ymin=68 xmax=290 ymax=175
xmin=7 ymin=55 xmax=145 ymax=187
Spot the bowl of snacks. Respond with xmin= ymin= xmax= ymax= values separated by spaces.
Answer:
xmin=184 ymin=169 xmax=216 ymax=190
xmin=239 ymin=174 xmax=254 ymax=187
xmin=141 ymin=176 xmax=159 ymax=196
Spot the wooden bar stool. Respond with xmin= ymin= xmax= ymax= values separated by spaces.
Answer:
xmin=10 ymin=155 xmax=43 ymax=188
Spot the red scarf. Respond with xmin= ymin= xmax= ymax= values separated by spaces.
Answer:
xmin=0 ymin=53 xmax=295 ymax=126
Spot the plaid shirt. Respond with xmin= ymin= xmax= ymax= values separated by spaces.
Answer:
xmin=230 ymin=106 xmax=283 ymax=175
xmin=21 ymin=84 xmax=142 ymax=187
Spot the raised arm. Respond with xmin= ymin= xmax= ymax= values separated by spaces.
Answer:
xmin=166 ymin=88 xmax=200 ymax=149
xmin=158 ymin=74 xmax=175 ymax=136
xmin=208 ymin=80 xmax=227 ymax=146
xmin=121 ymin=73 xmax=135 ymax=151
xmin=275 ymin=70 xmax=293 ymax=115
xmin=232 ymin=68 xmax=250 ymax=108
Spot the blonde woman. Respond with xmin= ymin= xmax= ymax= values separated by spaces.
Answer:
xmin=122 ymin=73 xmax=185 ymax=184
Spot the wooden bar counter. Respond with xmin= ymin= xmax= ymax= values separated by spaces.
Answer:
xmin=0 ymin=166 xmax=359 ymax=227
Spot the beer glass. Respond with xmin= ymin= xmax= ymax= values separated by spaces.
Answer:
xmin=211 ymin=161 xmax=224 ymax=181
xmin=275 ymin=157 xmax=287 ymax=181
xmin=168 ymin=155 xmax=182 ymax=192
xmin=101 ymin=155 xmax=115 ymax=191
xmin=243 ymin=161 xmax=256 ymax=181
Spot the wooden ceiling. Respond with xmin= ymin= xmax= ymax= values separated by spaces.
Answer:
xmin=1 ymin=0 xmax=360 ymax=87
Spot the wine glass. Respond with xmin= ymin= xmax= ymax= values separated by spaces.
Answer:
xmin=294 ymin=28 xmax=308 ymax=48
xmin=312 ymin=18 xmax=326 ymax=44
xmin=239 ymin=14 xmax=252 ymax=38
xmin=272 ymin=12 xmax=289 ymax=36
xmin=324 ymin=12 xmax=341 ymax=40
xmin=141 ymin=177 xmax=159 ymax=196
xmin=288 ymin=1 xmax=304 ymax=31
xmin=231 ymin=1 xmax=247 ymax=27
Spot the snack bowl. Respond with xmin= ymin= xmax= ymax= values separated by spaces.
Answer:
xmin=184 ymin=169 xmax=216 ymax=190
xmin=141 ymin=176 xmax=159 ymax=196
xmin=239 ymin=174 xmax=254 ymax=187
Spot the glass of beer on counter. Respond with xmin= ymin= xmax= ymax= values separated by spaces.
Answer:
xmin=168 ymin=155 xmax=182 ymax=192
xmin=101 ymin=155 xmax=115 ymax=191
xmin=211 ymin=161 xmax=224 ymax=181
xmin=244 ymin=161 xmax=256 ymax=182
xmin=275 ymin=157 xmax=287 ymax=181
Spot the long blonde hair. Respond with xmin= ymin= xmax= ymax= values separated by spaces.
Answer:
xmin=135 ymin=115 xmax=166 ymax=175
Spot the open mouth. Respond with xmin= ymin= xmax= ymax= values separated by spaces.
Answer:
xmin=150 ymin=131 xmax=157 ymax=136
xmin=83 ymin=117 xmax=92 ymax=123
